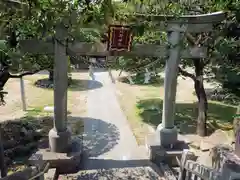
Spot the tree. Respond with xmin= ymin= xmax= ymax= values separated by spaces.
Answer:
xmin=177 ymin=0 xmax=239 ymax=136
xmin=114 ymin=0 xmax=239 ymax=136
xmin=0 ymin=0 xmax=116 ymax=104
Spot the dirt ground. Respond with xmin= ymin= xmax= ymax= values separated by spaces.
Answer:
xmin=0 ymin=70 xmax=90 ymax=121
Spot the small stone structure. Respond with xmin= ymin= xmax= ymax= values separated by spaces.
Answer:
xmin=170 ymin=146 xmax=240 ymax=180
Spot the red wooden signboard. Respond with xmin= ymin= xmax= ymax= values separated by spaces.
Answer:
xmin=107 ymin=25 xmax=133 ymax=52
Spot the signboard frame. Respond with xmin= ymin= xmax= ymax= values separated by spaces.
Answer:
xmin=107 ymin=25 xmax=133 ymax=52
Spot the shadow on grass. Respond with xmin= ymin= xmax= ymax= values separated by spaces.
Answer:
xmin=34 ymin=78 xmax=103 ymax=91
xmin=80 ymin=117 xmax=120 ymax=157
xmin=35 ymin=116 xmax=120 ymax=158
xmin=136 ymin=98 xmax=237 ymax=135
xmin=118 ymin=75 xmax=164 ymax=87
xmin=2 ymin=115 xmax=120 ymax=172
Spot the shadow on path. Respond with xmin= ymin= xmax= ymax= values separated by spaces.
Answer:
xmin=77 ymin=117 xmax=120 ymax=157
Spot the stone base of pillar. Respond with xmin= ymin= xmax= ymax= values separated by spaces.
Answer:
xmin=31 ymin=136 xmax=82 ymax=174
xmin=156 ymin=124 xmax=178 ymax=148
xmin=145 ymin=131 xmax=187 ymax=167
xmin=49 ymin=128 xmax=71 ymax=153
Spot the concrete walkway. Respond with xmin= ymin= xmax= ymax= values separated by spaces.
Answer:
xmin=83 ymin=70 xmax=140 ymax=163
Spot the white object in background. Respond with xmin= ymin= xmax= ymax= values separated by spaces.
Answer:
xmin=89 ymin=64 xmax=95 ymax=80
xmin=144 ymin=68 xmax=151 ymax=84
xmin=20 ymin=77 xmax=27 ymax=111
xmin=44 ymin=106 xmax=54 ymax=112
xmin=127 ymin=73 xmax=134 ymax=85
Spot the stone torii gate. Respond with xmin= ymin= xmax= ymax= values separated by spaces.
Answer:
xmin=1 ymin=0 xmax=226 ymax=153
xmin=19 ymin=10 xmax=226 ymax=153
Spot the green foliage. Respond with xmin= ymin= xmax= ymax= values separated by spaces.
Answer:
xmin=0 ymin=0 xmax=116 ymax=73
xmin=1 ymin=0 xmax=239 ymax=102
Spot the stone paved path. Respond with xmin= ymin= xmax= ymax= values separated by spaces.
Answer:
xmin=84 ymin=70 xmax=142 ymax=163
xmin=72 ymin=70 xmax=165 ymax=179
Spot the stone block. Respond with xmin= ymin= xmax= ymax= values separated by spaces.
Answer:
xmin=145 ymin=134 xmax=189 ymax=167
xmin=32 ymin=138 xmax=82 ymax=174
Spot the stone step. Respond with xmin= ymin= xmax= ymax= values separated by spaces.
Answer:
xmin=145 ymin=134 xmax=188 ymax=167
xmin=58 ymin=166 xmax=166 ymax=180
xmin=29 ymin=138 xmax=83 ymax=174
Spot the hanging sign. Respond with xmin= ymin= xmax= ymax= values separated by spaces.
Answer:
xmin=107 ymin=25 xmax=133 ymax=52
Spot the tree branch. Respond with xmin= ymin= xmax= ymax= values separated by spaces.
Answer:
xmin=9 ymin=69 xmax=43 ymax=78
xmin=185 ymin=33 xmax=197 ymax=45
xmin=178 ymin=66 xmax=196 ymax=81
xmin=203 ymin=58 xmax=211 ymax=67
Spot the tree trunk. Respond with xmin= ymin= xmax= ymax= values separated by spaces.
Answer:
xmin=0 ymin=128 xmax=6 ymax=177
xmin=193 ymin=59 xmax=208 ymax=136
xmin=49 ymin=70 xmax=54 ymax=82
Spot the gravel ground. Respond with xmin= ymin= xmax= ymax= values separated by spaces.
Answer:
xmin=59 ymin=167 xmax=166 ymax=180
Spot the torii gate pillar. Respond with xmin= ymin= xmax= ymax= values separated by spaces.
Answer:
xmin=48 ymin=25 xmax=71 ymax=153
xmin=156 ymin=25 xmax=181 ymax=147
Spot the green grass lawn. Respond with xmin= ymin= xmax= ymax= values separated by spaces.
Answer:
xmin=115 ymin=74 xmax=238 ymax=144
xmin=136 ymin=98 xmax=237 ymax=135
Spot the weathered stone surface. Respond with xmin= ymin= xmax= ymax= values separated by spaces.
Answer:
xmin=197 ymin=144 xmax=233 ymax=169
xmin=34 ymin=138 xmax=82 ymax=174
xmin=59 ymin=167 xmax=165 ymax=180
xmin=146 ymin=134 xmax=189 ymax=166
xmin=205 ymin=130 xmax=230 ymax=146
xmin=210 ymin=144 xmax=233 ymax=170
xmin=185 ymin=130 xmax=231 ymax=152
